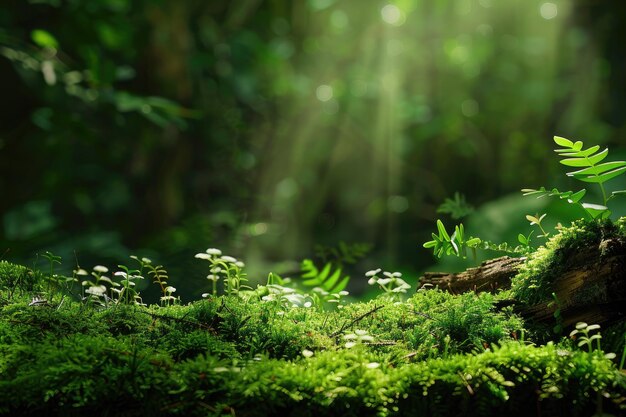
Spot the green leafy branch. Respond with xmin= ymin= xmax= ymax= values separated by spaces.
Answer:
xmin=423 ymin=220 xmax=529 ymax=259
xmin=523 ymin=136 xmax=626 ymax=220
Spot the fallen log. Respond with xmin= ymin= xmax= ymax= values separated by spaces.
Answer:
xmin=419 ymin=238 xmax=626 ymax=328
xmin=419 ymin=256 xmax=524 ymax=294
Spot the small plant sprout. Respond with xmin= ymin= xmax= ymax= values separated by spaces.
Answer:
xmin=569 ymin=322 xmax=609 ymax=355
xmin=517 ymin=230 xmax=534 ymax=248
xmin=132 ymin=256 xmax=177 ymax=306
xmin=366 ymin=269 xmax=411 ymax=299
xmin=308 ymin=287 xmax=349 ymax=309
xmin=161 ymin=286 xmax=177 ymax=306
xmin=112 ymin=264 xmax=144 ymax=306
xmin=343 ymin=329 xmax=374 ymax=348
xmin=82 ymin=265 xmax=115 ymax=307
xmin=195 ymin=248 xmax=249 ymax=296
xmin=526 ymin=213 xmax=549 ymax=239
xmin=423 ymin=221 xmax=482 ymax=259
xmin=261 ymin=284 xmax=314 ymax=309
xmin=41 ymin=251 xmax=62 ymax=301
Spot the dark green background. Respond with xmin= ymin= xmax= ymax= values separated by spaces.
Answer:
xmin=1 ymin=0 xmax=625 ymax=301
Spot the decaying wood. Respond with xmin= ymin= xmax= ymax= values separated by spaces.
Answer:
xmin=419 ymin=239 xmax=626 ymax=328
xmin=419 ymin=256 xmax=525 ymax=294
xmin=515 ymin=238 xmax=626 ymax=328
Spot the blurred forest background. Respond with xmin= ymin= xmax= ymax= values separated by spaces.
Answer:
xmin=1 ymin=0 xmax=625 ymax=301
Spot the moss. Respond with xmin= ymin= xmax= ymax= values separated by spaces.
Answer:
xmin=0 ymin=260 xmax=623 ymax=416
xmin=0 ymin=261 xmax=43 ymax=297
xmin=510 ymin=218 xmax=620 ymax=304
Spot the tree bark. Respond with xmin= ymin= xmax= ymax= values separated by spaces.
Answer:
xmin=419 ymin=256 xmax=524 ymax=294
xmin=419 ymin=239 xmax=626 ymax=328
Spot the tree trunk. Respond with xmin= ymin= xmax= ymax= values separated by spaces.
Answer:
xmin=419 ymin=239 xmax=626 ymax=328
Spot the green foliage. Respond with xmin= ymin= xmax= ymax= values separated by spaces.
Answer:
xmin=510 ymin=218 xmax=616 ymax=303
xmin=524 ymin=136 xmax=626 ymax=220
xmin=0 ymin=261 xmax=41 ymax=298
xmin=195 ymin=249 xmax=250 ymax=297
xmin=554 ymin=136 xmax=626 ymax=192
xmin=0 ymin=258 xmax=624 ymax=416
xmin=314 ymin=241 xmax=372 ymax=266
xmin=437 ymin=192 xmax=475 ymax=220
xmin=428 ymin=136 xmax=626 ymax=263
xmin=525 ymin=213 xmax=550 ymax=239
xmin=113 ymin=264 xmax=145 ymax=306
xmin=300 ymin=259 xmax=350 ymax=294
xmin=365 ymin=268 xmax=411 ymax=300
xmin=423 ymin=220 xmax=526 ymax=259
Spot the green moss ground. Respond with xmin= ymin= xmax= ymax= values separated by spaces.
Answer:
xmin=0 ymin=220 xmax=625 ymax=416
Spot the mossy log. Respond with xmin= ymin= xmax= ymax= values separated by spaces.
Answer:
xmin=420 ymin=239 xmax=626 ymax=328
xmin=419 ymin=256 xmax=524 ymax=293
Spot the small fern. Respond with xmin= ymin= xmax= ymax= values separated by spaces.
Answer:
xmin=314 ymin=241 xmax=372 ymax=265
xmin=436 ymin=192 xmax=474 ymax=219
xmin=131 ymin=255 xmax=177 ymax=306
xmin=300 ymin=259 xmax=350 ymax=293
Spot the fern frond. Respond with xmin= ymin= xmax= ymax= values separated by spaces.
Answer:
xmin=314 ymin=241 xmax=372 ymax=265
xmin=300 ymin=259 xmax=350 ymax=293
xmin=436 ymin=192 xmax=474 ymax=219
xmin=553 ymin=136 xmax=626 ymax=209
xmin=148 ymin=265 xmax=169 ymax=291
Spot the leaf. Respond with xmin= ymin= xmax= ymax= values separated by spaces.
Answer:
xmin=608 ymin=190 xmax=626 ymax=202
xmin=518 ymin=234 xmax=527 ymax=245
xmin=301 ymin=259 xmax=319 ymax=279
xmin=526 ymin=215 xmax=539 ymax=225
xmin=567 ymin=189 xmax=586 ymax=203
xmin=553 ymin=136 xmax=574 ymax=147
xmin=327 ymin=270 xmax=350 ymax=292
xmin=572 ymin=166 xmax=626 ymax=184
xmin=559 ymin=148 xmax=607 ymax=166
xmin=436 ymin=192 xmax=474 ymax=219
xmin=567 ymin=161 xmax=626 ymax=177
xmin=559 ymin=145 xmax=601 ymax=158
xmin=300 ymin=259 xmax=350 ymax=293
xmin=581 ymin=203 xmax=609 ymax=218
xmin=521 ymin=188 xmax=544 ymax=196
xmin=31 ymin=29 xmax=59 ymax=49
xmin=423 ymin=240 xmax=437 ymax=248
xmin=466 ymin=238 xmax=482 ymax=247
xmin=436 ymin=219 xmax=450 ymax=241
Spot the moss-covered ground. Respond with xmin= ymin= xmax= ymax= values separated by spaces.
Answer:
xmin=0 ymin=220 xmax=625 ymax=416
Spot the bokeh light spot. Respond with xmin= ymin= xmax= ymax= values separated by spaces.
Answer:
xmin=381 ymin=5 xmax=403 ymax=26
xmin=331 ymin=10 xmax=349 ymax=29
xmin=388 ymin=196 xmax=409 ymax=213
xmin=461 ymin=99 xmax=479 ymax=117
xmin=540 ymin=3 xmax=558 ymax=20
xmin=316 ymin=84 xmax=334 ymax=101
xmin=251 ymin=222 xmax=268 ymax=236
